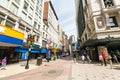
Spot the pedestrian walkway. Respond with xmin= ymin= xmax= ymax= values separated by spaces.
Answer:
xmin=71 ymin=63 xmax=120 ymax=80
xmin=0 ymin=56 xmax=72 ymax=80
xmin=0 ymin=59 xmax=52 ymax=78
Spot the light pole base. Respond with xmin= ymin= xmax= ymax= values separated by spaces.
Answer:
xmin=25 ymin=65 xmax=29 ymax=69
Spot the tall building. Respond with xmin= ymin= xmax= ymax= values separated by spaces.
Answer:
xmin=69 ymin=35 xmax=76 ymax=44
xmin=0 ymin=0 xmax=44 ymax=62
xmin=57 ymin=25 xmax=63 ymax=51
xmin=76 ymin=0 xmax=85 ymax=38
xmin=43 ymin=1 xmax=59 ymax=49
xmin=76 ymin=0 xmax=120 ymax=61
xmin=69 ymin=35 xmax=77 ymax=52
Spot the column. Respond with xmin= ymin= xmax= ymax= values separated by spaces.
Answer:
xmin=14 ymin=22 xmax=19 ymax=30
xmin=117 ymin=11 xmax=120 ymax=27
xmin=2 ymin=15 xmax=7 ymax=25
xmin=100 ymin=0 xmax=105 ymax=8
xmin=93 ymin=17 xmax=98 ymax=30
xmin=105 ymin=13 xmax=110 ymax=29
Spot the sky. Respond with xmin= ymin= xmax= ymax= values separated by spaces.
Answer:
xmin=50 ymin=0 xmax=77 ymax=37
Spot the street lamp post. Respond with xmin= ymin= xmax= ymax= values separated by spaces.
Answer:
xmin=25 ymin=34 xmax=35 ymax=69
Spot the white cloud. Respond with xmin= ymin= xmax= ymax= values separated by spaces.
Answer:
xmin=51 ymin=0 xmax=77 ymax=36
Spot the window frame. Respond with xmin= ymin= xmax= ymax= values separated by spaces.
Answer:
xmin=23 ymin=1 xmax=29 ymax=11
xmin=109 ymin=16 xmax=118 ymax=28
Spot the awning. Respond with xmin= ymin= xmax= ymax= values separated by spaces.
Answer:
xmin=14 ymin=47 xmax=40 ymax=53
xmin=80 ymin=38 xmax=120 ymax=49
xmin=0 ymin=34 xmax=23 ymax=46
xmin=40 ymin=48 xmax=47 ymax=53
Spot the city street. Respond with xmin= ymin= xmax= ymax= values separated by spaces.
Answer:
xmin=0 ymin=56 xmax=120 ymax=80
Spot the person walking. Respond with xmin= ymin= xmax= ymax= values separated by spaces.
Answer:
xmin=46 ymin=49 xmax=51 ymax=62
xmin=108 ymin=54 xmax=113 ymax=69
xmin=86 ymin=55 xmax=91 ymax=63
xmin=113 ymin=54 xmax=119 ymax=64
xmin=99 ymin=54 xmax=103 ymax=65
xmin=73 ymin=51 xmax=76 ymax=63
xmin=1 ymin=57 xmax=7 ymax=70
xmin=82 ymin=54 xmax=85 ymax=64
xmin=101 ymin=51 xmax=107 ymax=66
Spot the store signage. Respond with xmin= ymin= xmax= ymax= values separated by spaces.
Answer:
xmin=0 ymin=24 xmax=24 ymax=40
xmin=0 ymin=26 xmax=5 ymax=33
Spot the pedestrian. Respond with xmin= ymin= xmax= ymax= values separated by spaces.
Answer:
xmin=108 ymin=54 xmax=113 ymax=69
xmin=101 ymin=51 xmax=107 ymax=66
xmin=99 ymin=54 xmax=103 ymax=65
xmin=82 ymin=54 xmax=85 ymax=64
xmin=46 ymin=49 xmax=51 ymax=62
xmin=1 ymin=57 xmax=7 ymax=70
xmin=87 ymin=55 xmax=91 ymax=63
xmin=113 ymin=54 xmax=119 ymax=64
xmin=73 ymin=51 xmax=76 ymax=63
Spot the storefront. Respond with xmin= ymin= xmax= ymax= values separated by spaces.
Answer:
xmin=14 ymin=47 xmax=40 ymax=60
xmin=80 ymin=38 xmax=120 ymax=61
xmin=0 ymin=24 xmax=24 ymax=63
xmin=14 ymin=43 xmax=41 ymax=60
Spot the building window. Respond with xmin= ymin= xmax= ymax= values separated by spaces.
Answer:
xmin=18 ymin=25 xmax=25 ymax=33
xmin=43 ymin=32 xmax=44 ymax=38
xmin=0 ymin=17 xmax=4 ymax=24
xmin=39 ymin=16 xmax=41 ymax=22
xmin=10 ymin=3 xmax=19 ymax=15
xmin=5 ymin=21 xmax=15 ymax=28
xmin=39 ymin=10 xmax=42 ymax=16
xmin=103 ymin=0 xmax=114 ymax=7
xmin=15 ymin=0 xmax=20 ymax=4
xmin=34 ymin=21 xmax=37 ymax=29
xmin=0 ymin=0 xmax=9 ymax=8
xmin=21 ymin=11 xmax=27 ymax=20
xmin=109 ymin=16 xmax=118 ymax=28
xmin=35 ymin=13 xmax=38 ymax=20
xmin=23 ymin=1 xmax=29 ymax=10
xmin=28 ymin=17 xmax=32 ymax=24
xmin=29 ymin=7 xmax=33 ymax=15
xmin=30 ymin=0 xmax=34 ymax=5
xmin=43 ymin=25 xmax=45 ymax=30
xmin=38 ymin=24 xmax=40 ymax=31
xmin=36 ymin=6 xmax=39 ymax=12
xmin=46 ymin=27 xmax=48 ymax=31
xmin=46 ymin=34 xmax=47 ymax=38
xmin=36 ymin=36 xmax=39 ymax=42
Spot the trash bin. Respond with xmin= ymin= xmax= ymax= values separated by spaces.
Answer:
xmin=37 ymin=57 xmax=42 ymax=66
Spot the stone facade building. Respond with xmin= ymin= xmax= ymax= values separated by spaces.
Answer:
xmin=76 ymin=0 xmax=120 ymax=61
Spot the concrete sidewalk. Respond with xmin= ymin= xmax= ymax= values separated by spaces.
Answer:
xmin=0 ymin=59 xmax=49 ymax=78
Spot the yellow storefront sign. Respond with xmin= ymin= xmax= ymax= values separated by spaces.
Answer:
xmin=52 ymin=48 xmax=59 ymax=53
xmin=0 ymin=24 xmax=24 ymax=40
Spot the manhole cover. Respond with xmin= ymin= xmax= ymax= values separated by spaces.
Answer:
xmin=48 ymin=70 xmax=56 ymax=73
xmin=42 ymin=69 xmax=63 ymax=78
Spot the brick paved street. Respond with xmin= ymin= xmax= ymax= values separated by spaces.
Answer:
xmin=0 ymin=56 xmax=71 ymax=80
xmin=1 ymin=56 xmax=120 ymax=80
